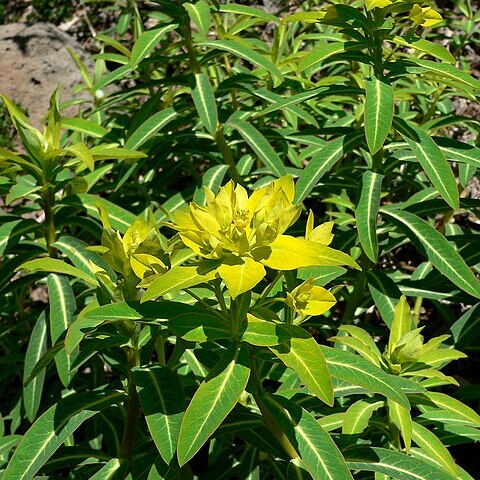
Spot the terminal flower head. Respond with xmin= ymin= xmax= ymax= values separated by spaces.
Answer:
xmin=167 ymin=176 xmax=359 ymax=298
xmin=286 ymin=279 xmax=337 ymax=317
xmin=409 ymin=4 xmax=443 ymax=27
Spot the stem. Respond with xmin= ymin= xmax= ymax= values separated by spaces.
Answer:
xmin=214 ymin=125 xmax=243 ymax=184
xmin=119 ymin=346 xmax=141 ymax=462
xmin=342 ymin=268 xmax=367 ymax=325
xmin=41 ymin=186 xmax=57 ymax=258
xmin=250 ymin=352 xmax=298 ymax=460
xmin=184 ymin=20 xmax=200 ymax=74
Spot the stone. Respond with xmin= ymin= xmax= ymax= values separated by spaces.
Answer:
xmin=0 ymin=22 xmax=93 ymax=128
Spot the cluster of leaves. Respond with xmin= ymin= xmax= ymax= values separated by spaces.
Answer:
xmin=1 ymin=0 xmax=480 ymax=479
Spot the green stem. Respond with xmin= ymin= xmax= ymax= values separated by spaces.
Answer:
xmin=119 ymin=346 xmax=141 ymax=462
xmin=249 ymin=352 xmax=298 ymax=460
xmin=214 ymin=125 xmax=243 ymax=184
xmin=41 ymin=186 xmax=57 ymax=258
xmin=342 ymin=268 xmax=367 ymax=325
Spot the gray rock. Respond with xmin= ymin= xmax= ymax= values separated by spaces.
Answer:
xmin=0 ymin=22 xmax=93 ymax=128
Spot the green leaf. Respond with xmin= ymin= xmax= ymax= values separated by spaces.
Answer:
xmin=393 ymin=117 xmax=458 ymax=210
xmin=298 ymin=42 xmax=358 ymax=74
xmin=18 ymin=258 xmax=99 ymax=286
xmin=134 ymin=366 xmax=185 ymax=464
xmin=84 ymin=300 xmax=201 ymax=323
xmin=320 ymin=346 xmax=416 ymax=408
xmin=449 ymin=303 xmax=480 ymax=349
xmin=60 ymin=118 xmax=109 ymax=138
xmin=47 ymin=274 xmax=76 ymax=387
xmin=270 ymin=325 xmax=333 ymax=406
xmin=192 ymin=73 xmax=218 ymax=136
xmin=261 ymin=394 xmax=353 ymax=480
xmin=61 ymin=194 xmax=135 ymax=233
xmin=295 ymin=132 xmax=363 ymax=203
xmin=411 ymin=422 xmax=458 ymax=476
xmin=389 ymin=296 xmax=413 ymax=353
xmin=124 ymin=108 xmax=177 ymax=150
xmin=408 ymin=59 xmax=480 ymax=91
xmin=411 ymin=392 xmax=480 ymax=426
xmin=4 ymin=390 xmax=126 ymax=480
xmin=197 ymin=40 xmax=282 ymax=79
xmin=184 ymin=1 xmax=211 ymax=36
xmin=356 ymin=170 xmax=384 ymax=262
xmin=141 ymin=266 xmax=216 ymax=302
xmin=177 ymin=343 xmax=250 ymax=466
xmin=90 ymin=458 xmax=127 ymax=479
xmin=90 ymin=145 xmax=146 ymax=160
xmin=130 ymin=24 xmax=178 ymax=67
xmin=367 ymin=271 xmax=402 ymax=328
xmin=343 ymin=399 xmax=383 ymax=434
xmin=387 ymin=398 xmax=412 ymax=452
xmin=380 ymin=208 xmax=480 ymax=299
xmin=193 ymin=164 xmax=230 ymax=203
xmin=227 ymin=118 xmax=287 ymax=177
xmin=23 ymin=312 xmax=47 ymax=422
xmin=168 ymin=313 xmax=231 ymax=342
xmin=433 ymin=137 xmax=480 ymax=167
xmin=218 ymin=4 xmax=279 ymax=23
xmin=346 ymin=446 xmax=456 ymax=480
xmin=65 ymin=142 xmax=94 ymax=171
xmin=391 ymin=36 xmax=455 ymax=65
xmin=365 ymin=76 xmax=393 ymax=154
xmin=239 ymin=318 xmax=292 ymax=346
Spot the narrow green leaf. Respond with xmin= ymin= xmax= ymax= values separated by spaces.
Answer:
xmin=193 ymin=164 xmax=229 ymax=203
xmin=141 ymin=266 xmax=216 ymax=302
xmin=356 ymin=170 xmax=384 ymax=262
xmin=218 ymin=4 xmax=279 ymax=23
xmin=389 ymin=296 xmax=413 ymax=353
xmin=192 ymin=73 xmax=218 ymax=136
xmin=393 ymin=117 xmax=458 ymax=210
xmin=177 ymin=344 xmax=250 ymax=466
xmin=449 ymin=303 xmax=480 ymax=349
xmin=346 ymin=446 xmax=456 ymax=480
xmin=367 ymin=271 xmax=402 ymax=328
xmin=239 ymin=318 xmax=292 ymax=346
xmin=343 ymin=399 xmax=383 ymax=434
xmin=270 ymin=325 xmax=333 ymax=406
xmin=412 ymin=422 xmax=458 ymax=476
xmin=130 ymin=24 xmax=178 ymax=67
xmin=184 ymin=1 xmax=211 ymax=36
xmin=23 ymin=312 xmax=47 ymax=422
xmin=320 ymin=346 xmax=415 ymax=408
xmin=124 ymin=108 xmax=177 ymax=150
xmin=197 ymin=40 xmax=282 ymax=79
xmin=90 ymin=458 xmax=127 ymax=479
xmin=387 ymin=398 xmax=412 ymax=452
xmin=380 ymin=208 xmax=480 ymax=299
xmin=61 ymin=118 xmax=109 ymax=138
xmin=298 ymin=42 xmax=358 ymax=74
xmin=262 ymin=394 xmax=353 ymax=480
xmin=61 ymin=193 xmax=135 ymax=233
xmin=4 ymin=390 xmax=126 ymax=480
xmin=47 ymin=274 xmax=76 ymax=387
xmin=365 ymin=76 xmax=393 ymax=154
xmin=134 ymin=366 xmax=185 ymax=464
xmin=169 ymin=313 xmax=231 ymax=342
xmin=409 ymin=59 xmax=480 ymax=91
xmin=18 ymin=258 xmax=99 ymax=286
xmin=433 ymin=137 xmax=480 ymax=167
xmin=295 ymin=132 xmax=363 ymax=203
xmin=391 ymin=37 xmax=456 ymax=64
xmin=228 ymin=118 xmax=287 ymax=177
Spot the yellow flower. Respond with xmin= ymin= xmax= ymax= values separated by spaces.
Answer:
xmin=286 ymin=279 xmax=337 ymax=317
xmin=167 ymin=176 xmax=359 ymax=298
xmin=409 ymin=4 xmax=443 ymax=27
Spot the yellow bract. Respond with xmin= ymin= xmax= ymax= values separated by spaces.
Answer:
xmin=167 ymin=176 xmax=359 ymax=298
xmin=365 ymin=0 xmax=394 ymax=12
xmin=409 ymin=4 xmax=443 ymax=27
xmin=286 ymin=279 xmax=337 ymax=317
